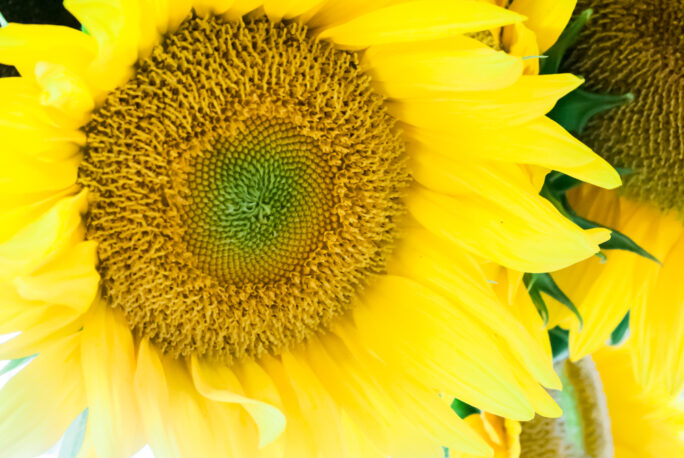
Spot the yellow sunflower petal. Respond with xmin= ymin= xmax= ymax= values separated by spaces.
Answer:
xmin=259 ymin=354 xmax=318 ymax=456
xmin=0 ymin=187 xmax=76 ymax=245
xmin=279 ymin=350 xmax=351 ymax=456
xmin=0 ymin=191 xmax=87 ymax=280
xmin=136 ymin=0 xmax=182 ymax=56
xmin=304 ymin=0 xmax=401 ymax=28
xmin=76 ymin=429 xmax=98 ymax=458
xmin=0 ymin=287 xmax=81 ymax=360
xmin=12 ymin=241 xmax=98 ymax=312
xmin=0 ymin=23 xmax=96 ymax=80
xmin=497 ymin=344 xmax=561 ymax=418
xmin=594 ymin=345 xmax=684 ymax=457
xmin=502 ymin=21 xmax=540 ymax=75
xmin=333 ymin=322 xmax=493 ymax=456
xmin=80 ymin=301 xmax=143 ymax=458
xmin=407 ymin=183 xmax=608 ymax=273
xmin=504 ymin=268 xmax=556 ymax=368
xmin=223 ymin=0 xmax=264 ymax=19
xmin=205 ymin=400 xmax=261 ymax=458
xmin=338 ymin=411 xmax=383 ymax=457
xmin=318 ymin=0 xmax=524 ymax=48
xmin=363 ymin=35 xmax=523 ymax=97
xmin=165 ymin=0 xmax=193 ymax=29
xmin=561 ymin=253 xmax=645 ymax=359
xmin=64 ymin=0 xmax=141 ymax=95
xmin=354 ymin=275 xmax=536 ymax=420
xmin=389 ymin=228 xmax=559 ymax=390
xmin=163 ymin=357 xmax=232 ymax=458
xmin=0 ymin=77 xmax=85 ymax=160
xmin=405 ymin=115 xmax=621 ymax=190
xmin=311 ymin=331 xmax=449 ymax=457
xmin=35 ymin=62 xmax=95 ymax=126
xmin=0 ymin=153 xmax=81 ymax=196
xmin=0 ymin=74 xmax=85 ymax=131
xmin=262 ymin=0 xmax=327 ymax=21
xmin=190 ymin=355 xmax=287 ymax=448
xmin=298 ymin=334 xmax=395 ymax=453
xmin=407 ymin=145 xmax=614 ymax=271
xmin=0 ymin=334 xmax=86 ymax=458
xmin=632 ymin=232 xmax=684 ymax=397
xmin=192 ymin=0 xmax=235 ymax=16
xmin=554 ymin=203 xmax=682 ymax=362
xmin=231 ymin=358 xmax=289 ymax=454
xmin=134 ymin=338 xmax=181 ymax=458
xmin=390 ymin=74 xmax=583 ymax=128
xmin=453 ymin=412 xmax=521 ymax=458
xmin=509 ymin=0 xmax=576 ymax=52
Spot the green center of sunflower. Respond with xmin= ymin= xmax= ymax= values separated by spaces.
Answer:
xmin=184 ymin=121 xmax=336 ymax=284
xmin=519 ymin=358 xmax=614 ymax=458
xmin=562 ymin=0 xmax=684 ymax=213
xmin=78 ymin=13 xmax=407 ymax=361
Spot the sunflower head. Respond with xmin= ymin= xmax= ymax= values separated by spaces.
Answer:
xmin=0 ymin=1 xmax=626 ymax=456
xmin=78 ymin=13 xmax=407 ymax=361
xmin=562 ymin=0 xmax=684 ymax=213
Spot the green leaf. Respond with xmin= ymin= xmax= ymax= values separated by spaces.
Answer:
xmin=570 ymin=213 xmax=660 ymax=264
xmin=0 ymin=354 xmax=36 ymax=377
xmin=549 ymin=89 xmax=634 ymax=135
xmin=540 ymin=172 xmax=659 ymax=264
xmin=610 ymin=312 xmax=630 ymax=345
xmin=549 ymin=327 xmax=570 ymax=362
xmin=523 ymin=273 xmax=549 ymax=325
xmin=525 ymin=273 xmax=583 ymax=329
xmin=541 ymin=9 xmax=593 ymax=75
xmin=545 ymin=169 xmax=632 ymax=197
xmin=450 ymin=398 xmax=480 ymax=419
xmin=545 ymin=171 xmax=582 ymax=195
xmin=58 ymin=408 xmax=89 ymax=458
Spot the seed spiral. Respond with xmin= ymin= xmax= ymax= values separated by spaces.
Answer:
xmin=78 ymin=14 xmax=407 ymax=361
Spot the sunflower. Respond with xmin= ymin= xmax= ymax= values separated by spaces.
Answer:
xmin=540 ymin=0 xmax=684 ymax=399
xmin=456 ymin=345 xmax=684 ymax=457
xmin=0 ymin=1 xmax=619 ymax=456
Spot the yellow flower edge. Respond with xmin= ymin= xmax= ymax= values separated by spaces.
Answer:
xmin=462 ymin=345 xmax=684 ymax=458
xmin=547 ymin=186 xmax=684 ymax=399
xmin=0 ymin=0 xmax=618 ymax=457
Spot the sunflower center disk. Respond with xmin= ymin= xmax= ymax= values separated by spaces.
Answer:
xmin=78 ymin=15 xmax=407 ymax=361
xmin=563 ymin=0 xmax=684 ymax=213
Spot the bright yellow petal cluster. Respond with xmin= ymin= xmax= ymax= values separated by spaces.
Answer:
xmin=0 ymin=1 xmax=620 ymax=456
xmin=549 ymin=186 xmax=684 ymax=398
xmin=594 ymin=345 xmax=684 ymax=457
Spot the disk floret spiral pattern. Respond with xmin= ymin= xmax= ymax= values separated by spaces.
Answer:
xmin=78 ymin=14 xmax=408 ymax=361
xmin=184 ymin=119 xmax=337 ymax=284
